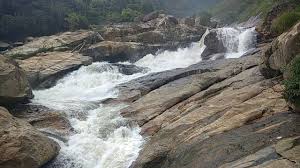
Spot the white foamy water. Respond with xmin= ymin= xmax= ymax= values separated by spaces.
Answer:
xmin=135 ymin=42 xmax=204 ymax=72
xmin=32 ymin=27 xmax=256 ymax=168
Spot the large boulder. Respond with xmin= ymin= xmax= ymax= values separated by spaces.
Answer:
xmin=17 ymin=51 xmax=92 ymax=89
xmin=260 ymin=22 xmax=300 ymax=78
xmin=0 ymin=106 xmax=60 ymax=168
xmin=0 ymin=55 xmax=33 ymax=106
xmin=83 ymin=41 xmax=163 ymax=62
xmin=201 ymin=30 xmax=226 ymax=60
xmin=4 ymin=30 xmax=103 ymax=59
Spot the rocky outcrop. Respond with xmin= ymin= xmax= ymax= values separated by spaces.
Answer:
xmin=0 ymin=106 xmax=60 ymax=168
xmin=4 ymin=30 xmax=103 ymax=59
xmin=17 ymin=51 xmax=92 ymax=89
xmin=113 ymin=55 xmax=299 ymax=168
xmin=84 ymin=41 xmax=176 ymax=62
xmin=201 ymin=30 xmax=226 ymax=60
xmin=260 ymin=22 xmax=300 ymax=78
xmin=96 ymin=14 xmax=207 ymax=59
xmin=0 ymin=55 xmax=33 ymax=106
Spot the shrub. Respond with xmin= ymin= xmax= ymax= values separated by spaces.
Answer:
xmin=65 ymin=13 xmax=89 ymax=31
xmin=284 ymin=56 xmax=300 ymax=106
xmin=121 ymin=8 xmax=142 ymax=22
xmin=271 ymin=11 xmax=300 ymax=35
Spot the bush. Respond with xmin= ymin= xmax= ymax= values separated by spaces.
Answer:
xmin=271 ymin=11 xmax=300 ymax=35
xmin=121 ymin=8 xmax=142 ymax=22
xmin=65 ymin=13 xmax=89 ymax=31
xmin=284 ymin=56 xmax=300 ymax=105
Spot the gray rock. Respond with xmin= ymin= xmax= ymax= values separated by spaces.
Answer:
xmin=114 ymin=55 xmax=299 ymax=168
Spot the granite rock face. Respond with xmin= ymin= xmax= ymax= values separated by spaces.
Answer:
xmin=114 ymin=55 xmax=299 ymax=168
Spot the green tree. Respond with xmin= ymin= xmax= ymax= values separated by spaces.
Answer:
xmin=65 ymin=13 xmax=89 ymax=31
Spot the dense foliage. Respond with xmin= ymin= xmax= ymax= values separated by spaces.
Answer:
xmin=0 ymin=0 xmax=155 ymax=41
xmin=211 ymin=0 xmax=300 ymax=24
xmin=271 ymin=7 xmax=300 ymax=34
xmin=284 ymin=56 xmax=300 ymax=106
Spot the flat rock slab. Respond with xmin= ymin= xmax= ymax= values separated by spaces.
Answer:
xmin=4 ymin=30 xmax=102 ymax=59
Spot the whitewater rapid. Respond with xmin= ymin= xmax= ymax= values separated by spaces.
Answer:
xmin=32 ymin=27 xmax=256 ymax=168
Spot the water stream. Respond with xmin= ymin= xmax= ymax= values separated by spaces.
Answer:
xmin=33 ymin=26 xmax=257 ymax=168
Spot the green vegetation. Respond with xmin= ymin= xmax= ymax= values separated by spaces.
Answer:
xmin=271 ymin=7 xmax=300 ymax=34
xmin=284 ymin=56 xmax=300 ymax=106
xmin=211 ymin=0 xmax=300 ymax=24
xmin=0 ymin=0 xmax=156 ymax=41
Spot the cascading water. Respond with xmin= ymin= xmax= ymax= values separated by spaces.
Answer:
xmin=32 ymin=27 xmax=257 ymax=168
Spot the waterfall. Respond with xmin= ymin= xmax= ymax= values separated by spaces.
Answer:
xmin=216 ymin=27 xmax=257 ymax=58
xmin=32 ymin=27 xmax=257 ymax=168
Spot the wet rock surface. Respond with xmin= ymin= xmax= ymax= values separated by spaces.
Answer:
xmin=10 ymin=104 xmax=73 ymax=142
xmin=0 ymin=106 xmax=60 ymax=168
xmin=116 ymin=55 xmax=299 ymax=168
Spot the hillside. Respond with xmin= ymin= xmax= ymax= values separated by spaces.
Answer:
xmin=211 ymin=0 xmax=300 ymax=23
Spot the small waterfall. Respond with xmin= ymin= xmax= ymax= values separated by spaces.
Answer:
xmin=216 ymin=27 xmax=257 ymax=58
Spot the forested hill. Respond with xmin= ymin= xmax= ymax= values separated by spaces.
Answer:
xmin=157 ymin=0 xmax=220 ymax=17
xmin=0 ymin=0 xmax=157 ymax=41
xmin=211 ymin=0 xmax=300 ymax=24
xmin=1 ymin=0 xmax=299 ymax=42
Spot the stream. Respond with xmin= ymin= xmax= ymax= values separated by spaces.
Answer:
xmin=33 ymin=26 xmax=257 ymax=168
